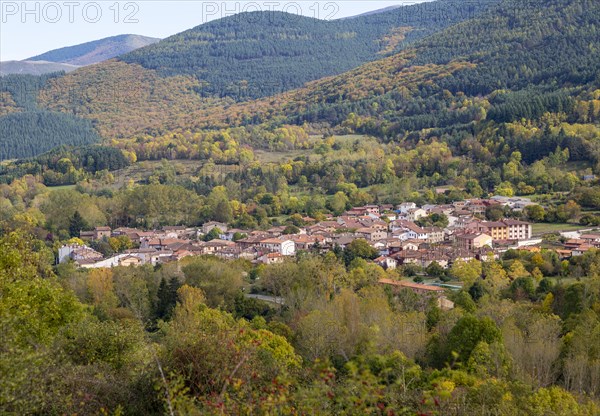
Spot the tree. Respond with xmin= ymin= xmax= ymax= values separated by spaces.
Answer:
xmin=214 ymin=199 xmax=233 ymax=223
xmin=68 ymin=210 xmax=88 ymax=237
xmin=468 ymin=281 xmax=485 ymax=302
xmin=426 ymin=261 xmax=446 ymax=279
xmin=330 ymin=191 xmax=349 ymax=215
xmin=343 ymin=239 xmax=378 ymax=266
xmin=204 ymin=227 xmax=222 ymax=241
xmin=155 ymin=276 xmax=180 ymax=320
xmin=485 ymin=205 xmax=505 ymax=221
xmin=181 ymin=257 xmax=243 ymax=308
xmin=563 ymin=200 xmax=581 ymax=220
xmin=450 ymin=259 xmax=482 ymax=288
xmin=588 ymin=101 xmax=596 ymax=123
xmin=503 ymin=312 xmax=561 ymax=387
xmin=524 ymin=205 xmax=546 ymax=222
xmin=445 ymin=316 xmax=502 ymax=364
xmin=282 ymin=225 xmax=300 ymax=235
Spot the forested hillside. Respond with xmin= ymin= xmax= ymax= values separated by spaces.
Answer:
xmin=0 ymin=74 xmax=101 ymax=159
xmin=0 ymin=112 xmax=101 ymax=160
xmin=121 ymin=0 xmax=499 ymax=99
xmin=3 ymin=1 xmax=600 ymax=412
xmin=0 ymin=0 xmax=499 ymax=159
xmin=253 ymin=0 xmax=600 ymax=131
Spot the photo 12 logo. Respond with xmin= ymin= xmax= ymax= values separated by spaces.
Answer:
xmin=200 ymin=1 xmax=340 ymax=24
xmin=1 ymin=1 xmax=140 ymax=24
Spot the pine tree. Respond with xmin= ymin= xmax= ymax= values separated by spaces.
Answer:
xmin=155 ymin=277 xmax=181 ymax=320
xmin=588 ymin=102 xmax=596 ymax=123
xmin=68 ymin=210 xmax=88 ymax=237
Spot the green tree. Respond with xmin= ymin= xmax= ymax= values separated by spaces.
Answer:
xmin=343 ymin=239 xmax=378 ymax=266
xmin=330 ymin=191 xmax=349 ymax=215
xmin=524 ymin=205 xmax=546 ymax=222
xmin=68 ymin=210 xmax=89 ymax=237
xmin=445 ymin=316 xmax=502 ymax=364
xmin=155 ymin=276 xmax=180 ymax=320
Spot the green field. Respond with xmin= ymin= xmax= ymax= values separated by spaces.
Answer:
xmin=47 ymin=184 xmax=77 ymax=192
xmin=532 ymin=223 xmax=590 ymax=235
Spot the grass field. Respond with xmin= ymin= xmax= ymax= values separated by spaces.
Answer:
xmin=532 ymin=223 xmax=590 ymax=235
xmin=47 ymin=184 xmax=77 ymax=192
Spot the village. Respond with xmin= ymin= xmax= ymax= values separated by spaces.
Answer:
xmin=59 ymin=196 xmax=600 ymax=277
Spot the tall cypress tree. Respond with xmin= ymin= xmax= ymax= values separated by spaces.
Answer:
xmin=68 ymin=211 xmax=88 ymax=237
xmin=155 ymin=277 xmax=181 ymax=320
xmin=588 ymin=102 xmax=596 ymax=123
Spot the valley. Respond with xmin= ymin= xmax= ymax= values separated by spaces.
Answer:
xmin=2 ymin=0 xmax=600 ymax=414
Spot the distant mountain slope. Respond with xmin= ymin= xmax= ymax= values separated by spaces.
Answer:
xmin=32 ymin=0 xmax=500 ymax=146
xmin=342 ymin=5 xmax=403 ymax=19
xmin=0 ymin=60 xmax=78 ymax=76
xmin=0 ymin=111 xmax=101 ymax=160
xmin=28 ymin=34 xmax=160 ymax=66
xmin=229 ymin=0 xmax=600 ymax=132
xmin=121 ymin=1 xmax=499 ymax=100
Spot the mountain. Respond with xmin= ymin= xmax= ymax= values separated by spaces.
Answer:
xmin=342 ymin=5 xmax=403 ymax=19
xmin=8 ymin=0 xmax=600 ymax=163
xmin=271 ymin=0 xmax=600 ymax=131
xmin=66 ymin=0 xmax=599 ymax=167
xmin=0 ymin=60 xmax=78 ymax=76
xmin=120 ymin=1 xmax=500 ymax=99
xmin=27 ymin=34 xmax=160 ymax=66
xmin=25 ymin=0 xmax=500 ymax=144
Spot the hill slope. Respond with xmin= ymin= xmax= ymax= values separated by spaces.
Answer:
xmin=231 ymin=0 xmax=600 ymax=132
xmin=27 ymin=34 xmax=160 ymax=66
xmin=31 ymin=0 xmax=499 ymax=145
xmin=120 ymin=1 xmax=500 ymax=99
xmin=0 ymin=60 xmax=79 ymax=76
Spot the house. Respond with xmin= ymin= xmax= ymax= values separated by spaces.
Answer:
xmin=397 ymin=202 xmax=417 ymax=213
xmin=363 ymin=205 xmax=380 ymax=216
xmin=289 ymin=234 xmax=325 ymax=250
xmin=455 ymin=233 xmax=493 ymax=251
xmin=378 ymin=278 xmax=454 ymax=310
xmin=465 ymin=200 xmax=487 ymax=215
xmin=201 ymin=221 xmax=228 ymax=235
xmin=572 ymin=244 xmax=594 ymax=256
xmin=58 ymin=244 xmax=103 ymax=264
xmin=223 ymin=228 xmax=249 ymax=241
xmin=400 ymin=208 xmax=427 ymax=221
xmin=503 ymin=219 xmax=532 ymax=240
xmin=335 ymin=236 xmax=356 ymax=249
xmin=162 ymin=226 xmax=188 ymax=238
xmin=259 ymin=252 xmax=284 ymax=264
xmin=119 ymin=255 xmax=142 ymax=267
xmin=424 ymin=227 xmax=445 ymax=244
xmin=476 ymin=220 xmax=532 ymax=241
xmin=259 ymin=238 xmax=296 ymax=255
xmin=374 ymin=256 xmax=397 ymax=270
xmin=94 ymin=226 xmax=111 ymax=240
xmin=202 ymin=239 xmax=236 ymax=255
xmin=79 ymin=230 xmax=95 ymax=240
xmin=355 ymin=227 xmax=388 ymax=242
xmin=580 ymin=234 xmax=600 ymax=244
xmin=390 ymin=220 xmax=428 ymax=240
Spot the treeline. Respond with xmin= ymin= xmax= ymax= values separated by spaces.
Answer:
xmin=0 ymin=146 xmax=129 ymax=185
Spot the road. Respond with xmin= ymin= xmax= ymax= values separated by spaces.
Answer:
xmin=245 ymin=293 xmax=285 ymax=305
